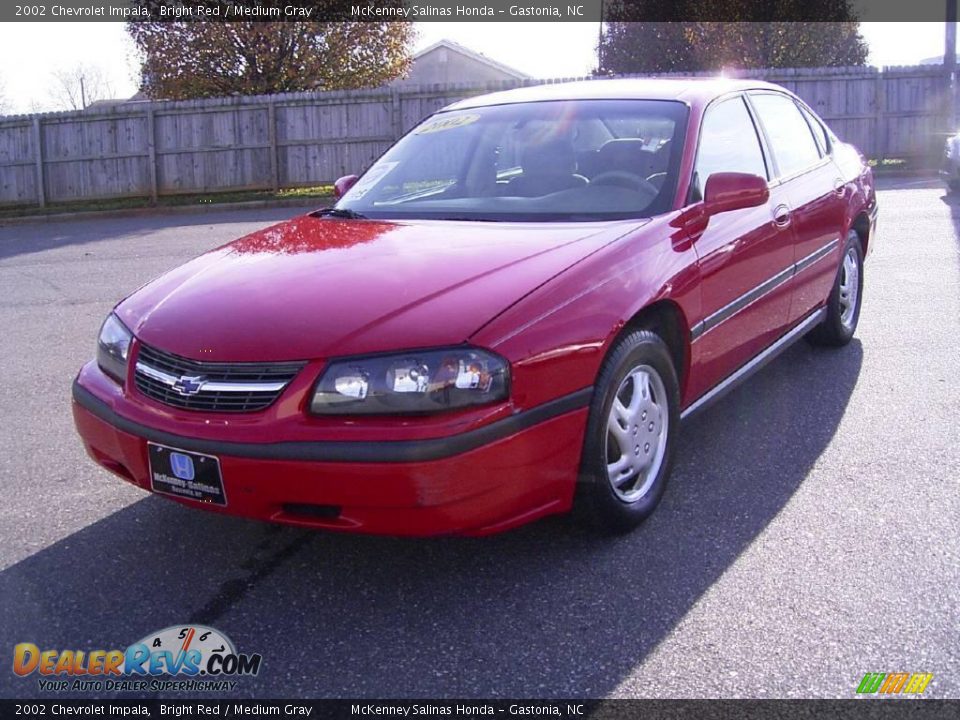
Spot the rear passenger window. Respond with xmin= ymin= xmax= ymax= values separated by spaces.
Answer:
xmin=797 ymin=103 xmax=830 ymax=157
xmin=691 ymin=97 xmax=767 ymax=203
xmin=750 ymin=93 xmax=823 ymax=178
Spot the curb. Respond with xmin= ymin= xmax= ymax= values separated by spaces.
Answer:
xmin=0 ymin=197 xmax=330 ymax=227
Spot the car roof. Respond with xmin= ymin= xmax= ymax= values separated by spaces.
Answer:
xmin=441 ymin=77 xmax=789 ymax=112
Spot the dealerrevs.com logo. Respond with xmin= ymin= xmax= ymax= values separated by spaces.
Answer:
xmin=856 ymin=672 xmax=934 ymax=696
xmin=13 ymin=625 xmax=262 ymax=693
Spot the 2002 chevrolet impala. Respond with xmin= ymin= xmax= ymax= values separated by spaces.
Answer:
xmin=73 ymin=79 xmax=877 ymax=536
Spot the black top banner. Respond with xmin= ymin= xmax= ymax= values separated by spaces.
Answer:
xmin=1 ymin=0 xmax=955 ymax=23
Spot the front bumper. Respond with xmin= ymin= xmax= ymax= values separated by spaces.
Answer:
xmin=72 ymin=367 xmax=590 ymax=536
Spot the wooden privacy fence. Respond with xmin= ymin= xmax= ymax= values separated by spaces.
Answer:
xmin=731 ymin=64 xmax=952 ymax=168
xmin=0 ymin=64 xmax=952 ymax=208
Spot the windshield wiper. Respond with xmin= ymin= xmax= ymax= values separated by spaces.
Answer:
xmin=313 ymin=207 xmax=368 ymax=220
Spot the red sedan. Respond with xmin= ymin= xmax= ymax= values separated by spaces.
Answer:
xmin=72 ymin=79 xmax=877 ymax=536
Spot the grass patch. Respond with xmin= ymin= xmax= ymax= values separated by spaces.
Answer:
xmin=0 ymin=186 xmax=334 ymax=220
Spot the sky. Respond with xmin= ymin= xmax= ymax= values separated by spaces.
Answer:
xmin=0 ymin=21 xmax=950 ymax=115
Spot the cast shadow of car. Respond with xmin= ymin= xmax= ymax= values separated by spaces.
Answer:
xmin=0 ymin=340 xmax=862 ymax=699
xmin=940 ymin=184 xmax=960 ymax=221
xmin=0 ymin=206 xmax=307 ymax=262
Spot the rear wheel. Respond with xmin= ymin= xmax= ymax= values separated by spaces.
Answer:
xmin=575 ymin=330 xmax=680 ymax=533
xmin=806 ymin=230 xmax=863 ymax=347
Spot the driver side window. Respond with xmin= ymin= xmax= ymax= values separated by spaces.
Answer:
xmin=691 ymin=97 xmax=769 ymax=203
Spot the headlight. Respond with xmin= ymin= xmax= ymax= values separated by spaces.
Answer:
xmin=97 ymin=313 xmax=133 ymax=383
xmin=310 ymin=347 xmax=509 ymax=415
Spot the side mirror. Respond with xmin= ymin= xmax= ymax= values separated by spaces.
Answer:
xmin=333 ymin=175 xmax=360 ymax=199
xmin=703 ymin=172 xmax=769 ymax=216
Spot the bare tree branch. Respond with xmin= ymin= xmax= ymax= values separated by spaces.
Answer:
xmin=0 ymin=72 xmax=9 ymax=115
xmin=48 ymin=65 xmax=117 ymax=111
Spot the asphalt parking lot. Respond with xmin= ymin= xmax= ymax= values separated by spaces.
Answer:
xmin=0 ymin=179 xmax=958 ymax=700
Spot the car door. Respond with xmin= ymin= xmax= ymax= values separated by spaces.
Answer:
xmin=686 ymin=94 xmax=797 ymax=402
xmin=748 ymin=92 xmax=848 ymax=322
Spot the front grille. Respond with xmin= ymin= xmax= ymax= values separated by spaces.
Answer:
xmin=134 ymin=343 xmax=304 ymax=413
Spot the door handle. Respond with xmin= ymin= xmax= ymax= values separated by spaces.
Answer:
xmin=772 ymin=203 xmax=791 ymax=227
xmin=833 ymin=178 xmax=847 ymax=197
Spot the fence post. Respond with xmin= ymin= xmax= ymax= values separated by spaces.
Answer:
xmin=947 ymin=0 xmax=957 ymax=132
xmin=874 ymin=73 xmax=887 ymax=163
xmin=146 ymin=107 xmax=158 ymax=203
xmin=390 ymin=87 xmax=402 ymax=140
xmin=268 ymin=100 xmax=279 ymax=191
xmin=31 ymin=117 xmax=45 ymax=208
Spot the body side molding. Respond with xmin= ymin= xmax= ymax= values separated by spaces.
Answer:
xmin=681 ymin=307 xmax=827 ymax=421
xmin=692 ymin=237 xmax=839 ymax=342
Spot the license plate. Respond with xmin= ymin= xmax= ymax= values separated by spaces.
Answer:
xmin=147 ymin=443 xmax=227 ymax=506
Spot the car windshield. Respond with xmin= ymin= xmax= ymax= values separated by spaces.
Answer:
xmin=335 ymin=99 xmax=689 ymax=222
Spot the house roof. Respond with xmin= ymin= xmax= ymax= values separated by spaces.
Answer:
xmin=412 ymin=39 xmax=532 ymax=80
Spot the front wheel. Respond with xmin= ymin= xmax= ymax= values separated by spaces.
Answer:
xmin=806 ymin=230 xmax=864 ymax=347
xmin=574 ymin=330 xmax=680 ymax=534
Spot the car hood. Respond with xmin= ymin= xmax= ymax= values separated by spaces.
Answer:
xmin=116 ymin=214 xmax=645 ymax=362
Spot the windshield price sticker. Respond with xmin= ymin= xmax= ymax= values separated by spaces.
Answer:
xmin=414 ymin=114 xmax=481 ymax=135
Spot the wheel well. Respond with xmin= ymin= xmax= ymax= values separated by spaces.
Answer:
xmin=622 ymin=300 xmax=690 ymax=398
xmin=852 ymin=212 xmax=871 ymax=255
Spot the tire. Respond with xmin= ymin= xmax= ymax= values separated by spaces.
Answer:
xmin=806 ymin=230 xmax=864 ymax=347
xmin=574 ymin=330 xmax=680 ymax=534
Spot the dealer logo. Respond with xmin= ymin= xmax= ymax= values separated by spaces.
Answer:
xmin=856 ymin=672 xmax=934 ymax=695
xmin=13 ymin=624 xmax=262 ymax=693
xmin=170 ymin=452 xmax=195 ymax=481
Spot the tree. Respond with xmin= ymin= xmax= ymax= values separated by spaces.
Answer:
xmin=127 ymin=22 xmax=414 ymax=100
xmin=598 ymin=23 xmax=694 ymax=74
xmin=694 ymin=22 xmax=867 ymax=69
xmin=48 ymin=64 xmax=116 ymax=110
xmin=597 ymin=1 xmax=868 ymax=74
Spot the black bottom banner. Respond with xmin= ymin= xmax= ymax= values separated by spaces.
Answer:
xmin=2 ymin=700 xmax=960 ymax=720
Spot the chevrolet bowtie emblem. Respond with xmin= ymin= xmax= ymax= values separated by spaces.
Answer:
xmin=172 ymin=375 xmax=206 ymax=396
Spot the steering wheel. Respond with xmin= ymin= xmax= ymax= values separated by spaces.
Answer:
xmin=591 ymin=171 xmax=659 ymax=196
